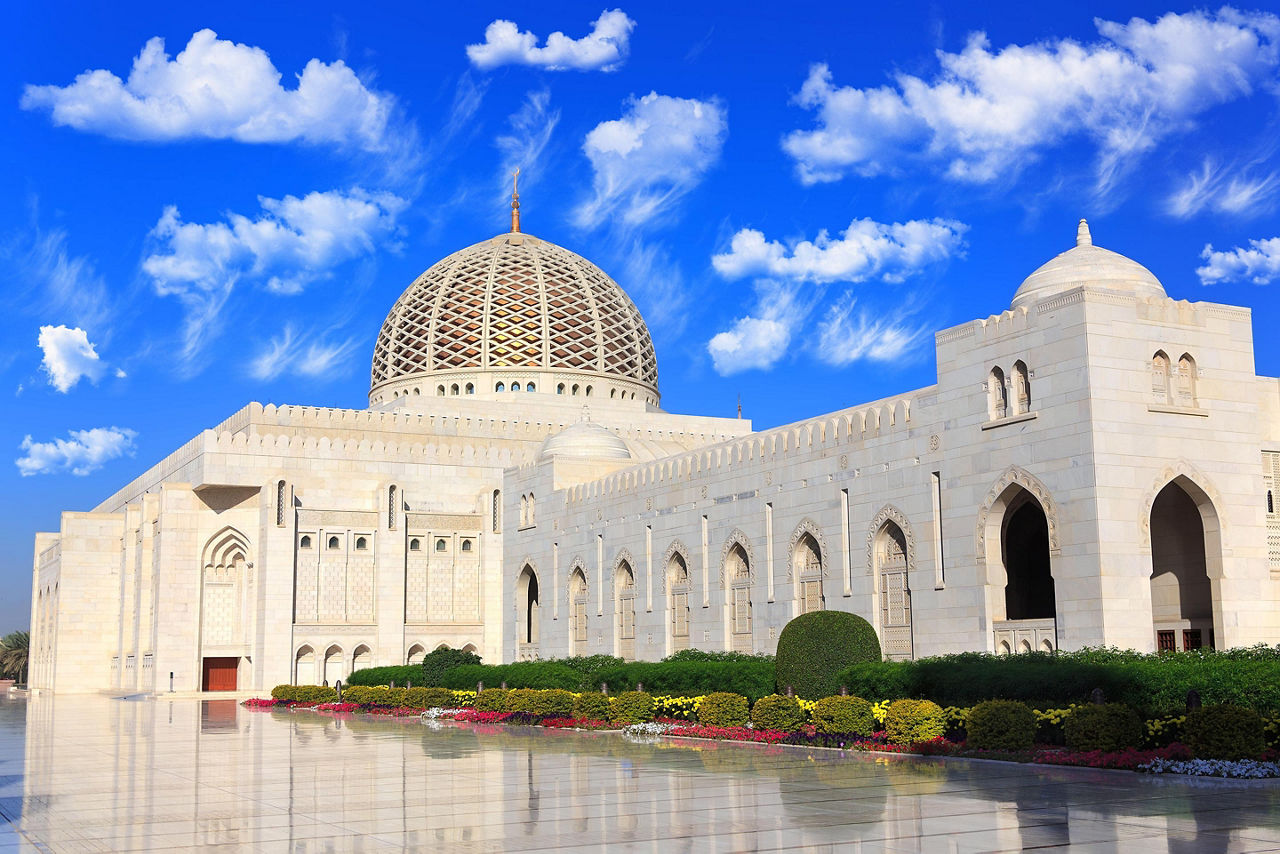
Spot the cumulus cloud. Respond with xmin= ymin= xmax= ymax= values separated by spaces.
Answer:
xmin=784 ymin=9 xmax=1280 ymax=192
xmin=37 ymin=325 xmax=111 ymax=392
xmin=21 ymin=29 xmax=396 ymax=152
xmin=1197 ymin=236 xmax=1280 ymax=284
xmin=249 ymin=325 xmax=359 ymax=380
xmin=1166 ymin=158 xmax=1280 ymax=218
xmin=712 ymin=218 xmax=968 ymax=283
xmin=16 ymin=427 xmax=137 ymax=476
xmin=467 ymin=9 xmax=635 ymax=71
xmin=576 ymin=92 xmax=727 ymax=227
xmin=706 ymin=216 xmax=964 ymax=375
xmin=142 ymin=187 xmax=406 ymax=365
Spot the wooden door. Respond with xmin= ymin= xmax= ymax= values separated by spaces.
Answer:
xmin=202 ymin=657 xmax=238 ymax=691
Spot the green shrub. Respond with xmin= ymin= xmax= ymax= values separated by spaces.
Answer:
xmin=419 ymin=647 xmax=482 ymax=686
xmin=271 ymin=685 xmax=296 ymax=701
xmin=291 ymin=685 xmax=338 ymax=705
xmin=441 ymin=662 xmax=583 ymax=691
xmin=341 ymin=686 xmax=372 ymax=705
xmin=1183 ymin=704 xmax=1266 ymax=760
xmin=504 ymin=688 xmax=545 ymax=714
xmin=775 ymin=611 xmax=880 ymax=700
xmin=593 ymin=660 xmax=775 ymax=701
xmin=750 ymin=694 xmax=804 ymax=732
xmin=1063 ymin=703 xmax=1145 ymax=753
xmin=474 ymin=688 xmax=508 ymax=712
xmin=810 ymin=695 xmax=875 ymax=735
xmin=405 ymin=686 xmax=455 ymax=709
xmin=573 ymin=692 xmax=613 ymax=721
xmin=662 ymin=649 xmax=773 ymax=663
xmin=965 ymin=700 xmax=1038 ymax=751
xmin=612 ymin=691 xmax=656 ymax=724
xmin=697 ymin=692 xmax=750 ymax=727
xmin=883 ymin=699 xmax=945 ymax=745
xmin=345 ymin=665 xmax=424 ymax=687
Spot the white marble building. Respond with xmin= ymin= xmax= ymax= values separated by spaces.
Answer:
xmin=28 ymin=213 xmax=1280 ymax=693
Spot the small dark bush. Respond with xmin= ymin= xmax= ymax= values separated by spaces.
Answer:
xmin=573 ymin=692 xmax=612 ymax=721
xmin=474 ymin=688 xmax=509 ymax=711
xmin=697 ymin=692 xmax=750 ymax=727
xmin=810 ymin=696 xmax=875 ymax=735
xmin=751 ymin=694 xmax=804 ymax=732
xmin=612 ymin=691 xmax=656 ymax=724
xmin=775 ymin=611 xmax=880 ymax=700
xmin=1183 ymin=704 xmax=1266 ymax=760
xmin=419 ymin=648 xmax=482 ymax=686
xmin=1063 ymin=703 xmax=1145 ymax=753
xmin=965 ymin=700 xmax=1038 ymax=751
xmin=345 ymin=665 xmax=424 ymax=687
xmin=884 ymin=699 xmax=945 ymax=745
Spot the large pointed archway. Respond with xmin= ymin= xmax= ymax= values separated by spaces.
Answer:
xmin=516 ymin=564 xmax=540 ymax=660
xmin=1149 ymin=476 xmax=1220 ymax=651
xmin=979 ymin=468 xmax=1060 ymax=654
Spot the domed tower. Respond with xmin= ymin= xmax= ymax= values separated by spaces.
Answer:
xmin=1011 ymin=219 xmax=1166 ymax=310
xmin=369 ymin=190 xmax=659 ymax=408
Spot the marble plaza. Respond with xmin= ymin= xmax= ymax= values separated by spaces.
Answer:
xmin=0 ymin=694 xmax=1278 ymax=852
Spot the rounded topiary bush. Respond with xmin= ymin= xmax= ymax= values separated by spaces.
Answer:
xmin=697 ymin=692 xmax=750 ymax=727
xmin=884 ymin=699 xmax=946 ymax=745
xmin=474 ymin=688 xmax=509 ymax=712
xmin=1063 ymin=703 xmax=1145 ymax=753
xmin=750 ymin=694 xmax=804 ymax=732
xmin=775 ymin=611 xmax=880 ymax=700
xmin=271 ymin=685 xmax=297 ymax=701
xmin=612 ymin=691 xmax=656 ymax=724
xmin=965 ymin=700 xmax=1038 ymax=751
xmin=810 ymin=695 xmax=875 ymax=735
xmin=1183 ymin=704 xmax=1266 ymax=761
xmin=573 ymin=692 xmax=613 ymax=721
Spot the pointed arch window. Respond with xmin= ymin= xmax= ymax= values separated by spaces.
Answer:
xmin=1152 ymin=351 xmax=1171 ymax=405
xmin=988 ymin=367 xmax=1008 ymax=420
xmin=1013 ymin=361 xmax=1031 ymax=414
xmin=1176 ymin=353 xmax=1197 ymax=407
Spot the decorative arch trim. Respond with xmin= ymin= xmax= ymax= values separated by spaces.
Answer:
xmin=661 ymin=539 xmax=691 ymax=593
xmin=975 ymin=466 xmax=1062 ymax=564
xmin=567 ymin=557 xmax=589 ymax=596
xmin=865 ymin=504 xmax=917 ymax=576
xmin=1138 ymin=460 xmax=1224 ymax=550
xmin=786 ymin=517 xmax=829 ymax=579
xmin=202 ymin=525 xmax=251 ymax=569
xmin=611 ymin=548 xmax=636 ymax=596
xmin=719 ymin=528 xmax=755 ymax=589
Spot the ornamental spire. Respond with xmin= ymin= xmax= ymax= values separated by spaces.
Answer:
xmin=1076 ymin=218 xmax=1092 ymax=247
xmin=510 ymin=168 xmax=521 ymax=233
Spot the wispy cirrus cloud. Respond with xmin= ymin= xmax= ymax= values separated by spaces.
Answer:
xmin=1198 ymin=235 xmax=1280 ymax=285
xmin=467 ymin=10 xmax=636 ymax=72
xmin=784 ymin=9 xmax=1280 ymax=196
xmin=249 ymin=324 xmax=359 ymax=381
xmin=497 ymin=89 xmax=560 ymax=209
xmin=1166 ymin=157 xmax=1280 ymax=218
xmin=16 ymin=427 xmax=137 ymax=476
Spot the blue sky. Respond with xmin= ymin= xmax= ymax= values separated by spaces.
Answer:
xmin=4 ymin=2 xmax=1280 ymax=630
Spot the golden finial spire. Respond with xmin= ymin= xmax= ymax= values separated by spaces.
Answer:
xmin=510 ymin=167 xmax=521 ymax=233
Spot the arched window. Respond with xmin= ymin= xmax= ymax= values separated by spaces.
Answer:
xmin=988 ymin=367 xmax=1008 ymax=420
xmin=793 ymin=533 xmax=823 ymax=614
xmin=1176 ymin=353 xmax=1197 ymax=407
xmin=409 ymin=538 xmax=420 ymax=551
xmin=436 ymin=538 xmax=447 ymax=552
xmin=450 ymin=384 xmax=460 ymax=395
xmin=668 ymin=552 xmax=690 ymax=651
xmin=413 ymin=387 xmax=420 ymax=396
xmin=437 ymin=385 xmax=446 ymax=396
xmin=520 ymin=494 xmax=528 ymax=527
xmin=465 ymin=382 xmax=475 ymax=395
xmin=496 ymin=382 xmax=505 ymax=392
xmin=1269 ymin=490 xmax=1274 ymax=514
xmin=1152 ymin=351 xmax=1171 ymax=404
xmin=276 ymin=479 xmax=287 ymax=527
xmin=571 ymin=384 xmax=580 ymax=395
xmin=327 ymin=535 xmax=340 ymax=550
xmin=526 ymin=382 xmax=535 ymax=392
xmin=569 ymin=570 xmax=589 ymax=655
xmin=615 ymin=561 xmax=636 ymax=661
xmin=557 ymin=383 xmax=565 ymax=395
xmin=1013 ymin=361 xmax=1031 ymax=414
xmin=299 ymin=535 xmax=312 ymax=549
xmin=512 ymin=382 xmax=521 ymax=391
xmin=585 ymin=386 xmax=593 ymax=397
xmin=388 ymin=485 xmax=397 ymax=529
xmin=355 ymin=536 xmax=368 ymax=550
xmin=461 ymin=540 xmax=472 ymax=552
xmin=528 ymin=492 xmax=535 ymax=524
xmin=611 ymin=389 xmax=617 ymax=399
xmin=630 ymin=392 xmax=636 ymax=400
xmin=727 ymin=543 xmax=752 ymax=653
xmin=492 ymin=489 xmax=501 ymax=533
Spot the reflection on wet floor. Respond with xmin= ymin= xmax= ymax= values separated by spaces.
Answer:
xmin=0 ymin=694 xmax=1276 ymax=852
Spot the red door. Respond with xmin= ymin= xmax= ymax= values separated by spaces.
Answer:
xmin=202 ymin=657 xmax=239 ymax=691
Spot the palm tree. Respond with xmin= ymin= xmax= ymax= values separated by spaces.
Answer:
xmin=0 ymin=631 xmax=29 ymax=685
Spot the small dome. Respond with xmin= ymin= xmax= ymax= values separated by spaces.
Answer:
xmin=1011 ymin=220 xmax=1165 ymax=310
xmin=540 ymin=417 xmax=632 ymax=461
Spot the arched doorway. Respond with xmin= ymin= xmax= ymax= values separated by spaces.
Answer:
xmin=982 ymin=475 xmax=1059 ymax=654
xmin=295 ymin=645 xmax=315 ymax=684
xmin=322 ymin=645 xmax=344 ymax=685
xmin=793 ymin=534 xmax=824 ymax=614
xmin=615 ymin=561 xmax=636 ymax=661
xmin=1150 ymin=479 xmax=1218 ymax=651
xmin=874 ymin=519 xmax=913 ymax=660
xmin=352 ymin=645 xmax=371 ymax=673
xmin=668 ymin=553 xmax=691 ymax=653
xmin=569 ymin=569 xmax=589 ymax=656
xmin=517 ymin=565 xmax=540 ymax=658
xmin=406 ymin=644 xmax=425 ymax=665
xmin=726 ymin=544 xmax=752 ymax=654
xmin=1004 ymin=499 xmax=1055 ymax=621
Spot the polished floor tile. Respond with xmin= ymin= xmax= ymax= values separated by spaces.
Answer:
xmin=0 ymin=695 xmax=1275 ymax=852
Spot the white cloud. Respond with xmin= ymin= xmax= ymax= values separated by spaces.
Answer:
xmin=712 ymin=218 xmax=968 ymax=284
xmin=249 ymin=325 xmax=359 ymax=381
xmin=784 ymin=10 xmax=1280 ymax=192
xmin=1197 ymin=236 xmax=1280 ymax=284
xmin=815 ymin=296 xmax=925 ymax=366
xmin=576 ymin=92 xmax=727 ymax=227
xmin=21 ymin=29 xmax=395 ymax=152
xmin=1166 ymin=157 xmax=1280 ymax=218
xmin=6 ymin=226 xmax=114 ymax=329
xmin=467 ymin=9 xmax=635 ymax=72
xmin=706 ymin=279 xmax=810 ymax=376
xmin=16 ymin=427 xmax=137 ymax=476
xmin=141 ymin=187 xmax=406 ymax=365
xmin=37 ymin=325 xmax=109 ymax=392
xmin=497 ymin=90 xmax=560 ymax=210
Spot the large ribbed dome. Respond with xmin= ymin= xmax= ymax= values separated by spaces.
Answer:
xmin=370 ymin=231 xmax=659 ymax=404
xmin=1011 ymin=219 xmax=1166 ymax=310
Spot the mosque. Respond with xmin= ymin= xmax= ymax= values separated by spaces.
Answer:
xmin=27 ymin=191 xmax=1280 ymax=693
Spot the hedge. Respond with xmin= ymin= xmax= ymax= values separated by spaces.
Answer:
xmin=775 ymin=611 xmax=880 ymax=699
xmin=591 ymin=660 xmax=775 ymax=701
xmin=442 ymin=662 xmax=583 ymax=691
xmin=836 ymin=646 xmax=1280 ymax=715
xmin=345 ymin=665 xmax=427 ymax=687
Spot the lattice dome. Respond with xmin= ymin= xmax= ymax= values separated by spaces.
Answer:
xmin=370 ymin=232 xmax=659 ymax=402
